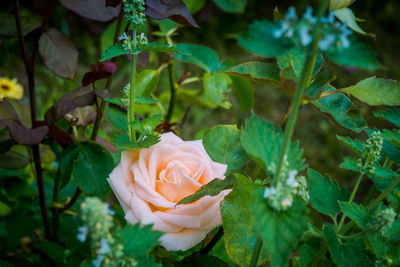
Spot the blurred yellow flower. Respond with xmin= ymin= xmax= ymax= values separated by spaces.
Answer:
xmin=330 ymin=0 xmax=355 ymax=10
xmin=0 ymin=77 xmax=23 ymax=100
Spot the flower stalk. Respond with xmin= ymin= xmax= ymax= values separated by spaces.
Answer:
xmin=128 ymin=26 xmax=138 ymax=142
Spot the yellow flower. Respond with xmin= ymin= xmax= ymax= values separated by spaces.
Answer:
xmin=330 ymin=0 xmax=355 ymax=10
xmin=0 ymin=77 xmax=24 ymax=100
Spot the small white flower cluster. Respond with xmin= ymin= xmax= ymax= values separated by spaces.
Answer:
xmin=77 ymin=197 xmax=136 ymax=267
xmin=272 ymin=6 xmax=353 ymax=51
xmin=358 ymin=131 xmax=383 ymax=170
xmin=137 ymin=32 xmax=148 ymax=46
xmin=369 ymin=205 xmax=396 ymax=234
xmin=264 ymin=157 xmax=309 ymax=211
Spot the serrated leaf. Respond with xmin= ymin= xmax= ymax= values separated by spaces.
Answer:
xmin=338 ymin=201 xmax=370 ymax=230
xmin=117 ymin=223 xmax=163 ymax=257
xmin=369 ymin=165 xmax=398 ymax=179
xmin=225 ymin=62 xmax=281 ymax=85
xmin=342 ymin=77 xmax=400 ymax=106
xmin=230 ymin=75 xmax=254 ymax=111
xmin=221 ymin=174 xmax=267 ymax=266
xmin=374 ymin=108 xmax=400 ymax=128
xmin=175 ymin=43 xmax=220 ymax=72
xmin=337 ymin=135 xmax=364 ymax=155
xmin=129 ymin=114 xmax=162 ymax=134
xmin=333 ymin=8 xmax=368 ymax=35
xmin=238 ymin=20 xmax=294 ymax=57
xmin=322 ymin=224 xmax=374 ymax=267
xmin=178 ymin=174 xmax=235 ymax=204
xmin=340 ymin=156 xmax=364 ymax=173
xmin=307 ymin=168 xmax=350 ymax=216
xmin=140 ymin=42 xmax=183 ymax=54
xmin=365 ymin=232 xmax=391 ymax=259
xmin=105 ymin=97 xmax=126 ymax=107
xmin=252 ymin=196 xmax=309 ymax=267
xmin=100 ymin=44 xmax=133 ymax=62
xmin=305 ymin=69 xmax=336 ymax=99
xmin=326 ymin=41 xmax=382 ymax=71
xmin=277 ymin=48 xmax=323 ymax=78
xmin=71 ymin=142 xmax=114 ymax=199
xmin=135 ymin=96 xmax=159 ymax=104
xmin=202 ymin=72 xmax=232 ymax=109
xmin=203 ymin=125 xmax=249 ymax=172
xmin=113 ymin=134 xmax=160 ymax=150
xmin=384 ymin=217 xmax=400 ymax=242
xmin=106 ymin=104 xmax=128 ymax=132
xmin=241 ymin=113 xmax=305 ymax=176
xmin=311 ymin=86 xmax=367 ymax=133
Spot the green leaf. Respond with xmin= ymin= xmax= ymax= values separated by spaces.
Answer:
xmin=374 ymin=108 xmax=400 ymax=128
xmin=252 ymin=196 xmax=309 ymax=267
xmin=326 ymin=42 xmax=382 ymax=71
xmin=135 ymin=96 xmax=159 ymax=104
xmin=34 ymin=241 xmax=65 ymax=262
xmin=176 ymin=254 xmax=229 ymax=267
xmin=118 ymin=223 xmax=163 ymax=257
xmin=104 ymin=97 xmax=126 ymax=107
xmin=59 ymin=144 xmax=80 ymax=188
xmin=0 ymin=12 xmax=41 ymax=37
xmin=100 ymin=44 xmax=132 ymax=62
xmin=71 ymin=142 xmax=114 ymax=199
xmin=311 ymin=86 xmax=367 ymax=133
xmin=137 ymin=255 xmax=162 ymax=267
xmin=307 ymin=168 xmax=350 ymax=217
xmin=225 ymin=62 xmax=281 ymax=85
xmin=152 ymin=18 xmax=180 ymax=37
xmin=333 ymin=8 xmax=368 ymax=35
xmin=338 ymin=201 xmax=370 ymax=230
xmin=336 ymin=135 xmax=364 ymax=155
xmin=277 ymin=48 xmax=323 ymax=78
xmin=342 ymin=77 xmax=400 ymax=106
xmin=202 ymin=72 xmax=232 ymax=109
xmin=213 ymin=0 xmax=247 ymax=13
xmin=221 ymin=174 xmax=267 ymax=266
xmin=238 ymin=20 xmax=294 ymax=57
xmin=0 ymin=201 xmax=11 ymax=216
xmin=365 ymin=232 xmax=391 ymax=259
xmin=113 ymin=134 xmax=160 ymax=150
xmin=241 ymin=113 xmax=305 ymax=176
xmin=175 ymin=43 xmax=220 ymax=72
xmin=322 ymin=224 xmax=374 ymax=267
xmin=384 ymin=217 xmax=400 ymax=242
xmin=305 ymin=69 xmax=336 ymax=99
xmin=369 ymin=165 xmax=398 ymax=179
xmin=129 ymin=114 xmax=162 ymax=135
xmin=299 ymin=238 xmax=322 ymax=267
xmin=230 ymin=75 xmax=254 ymax=111
xmin=203 ymin=125 xmax=249 ymax=172
xmin=339 ymin=156 xmax=364 ymax=173
xmin=136 ymin=69 xmax=160 ymax=97
xmin=182 ymin=0 xmax=206 ymax=14
xmin=139 ymin=42 xmax=183 ymax=54
xmin=106 ymin=104 xmax=128 ymax=132
xmin=178 ymin=174 xmax=235 ymax=204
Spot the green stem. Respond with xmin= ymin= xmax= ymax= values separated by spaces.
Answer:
xmin=368 ymin=175 xmax=400 ymax=210
xmin=339 ymin=230 xmax=367 ymax=240
xmin=165 ymin=57 xmax=176 ymax=124
xmin=272 ymin=0 xmax=328 ymax=186
xmin=128 ymin=26 xmax=137 ymax=142
xmin=249 ymin=236 xmax=263 ymax=267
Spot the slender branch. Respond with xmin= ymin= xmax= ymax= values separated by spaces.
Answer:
xmin=339 ymin=230 xmax=368 ymax=240
xmin=199 ymin=227 xmax=224 ymax=255
xmin=14 ymin=0 xmax=52 ymax=241
xmin=128 ymin=25 xmax=137 ymax=142
xmin=367 ymin=175 xmax=400 ymax=210
xmin=165 ymin=55 xmax=176 ymax=124
xmin=58 ymin=188 xmax=82 ymax=213
xmin=249 ymin=236 xmax=263 ymax=267
xmin=91 ymin=9 xmax=124 ymax=140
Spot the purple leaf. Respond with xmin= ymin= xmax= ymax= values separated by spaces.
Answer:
xmin=37 ymin=122 xmax=74 ymax=148
xmin=60 ymin=0 xmax=120 ymax=21
xmin=39 ymin=28 xmax=79 ymax=80
xmin=105 ymin=0 xmax=120 ymax=7
xmin=0 ymin=120 xmax=49 ymax=146
xmin=145 ymin=0 xmax=199 ymax=27
xmin=82 ymin=62 xmax=117 ymax=86
xmin=44 ymin=86 xmax=96 ymax=125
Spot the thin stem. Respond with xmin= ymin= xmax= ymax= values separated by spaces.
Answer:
xmin=91 ymin=9 xmax=124 ymax=140
xmin=249 ymin=236 xmax=263 ymax=267
xmin=368 ymin=175 xmax=400 ymax=210
xmin=14 ymin=0 xmax=52 ymax=241
xmin=272 ymin=0 xmax=328 ymax=186
xmin=165 ymin=56 xmax=176 ymax=124
xmin=338 ymin=172 xmax=364 ymax=230
xmin=58 ymin=188 xmax=82 ymax=213
xmin=339 ymin=230 xmax=367 ymax=240
xmin=199 ymin=227 xmax=224 ymax=255
xmin=128 ymin=25 xmax=137 ymax=142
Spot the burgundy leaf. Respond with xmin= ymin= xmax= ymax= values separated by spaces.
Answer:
xmin=44 ymin=86 xmax=96 ymax=125
xmin=60 ymin=0 xmax=120 ymax=21
xmin=82 ymin=62 xmax=117 ymax=86
xmin=145 ymin=0 xmax=199 ymax=27
xmin=39 ymin=28 xmax=79 ymax=79
xmin=96 ymin=137 xmax=118 ymax=153
xmin=37 ymin=121 xmax=74 ymax=148
xmin=0 ymin=120 xmax=49 ymax=146
xmin=105 ymin=0 xmax=120 ymax=7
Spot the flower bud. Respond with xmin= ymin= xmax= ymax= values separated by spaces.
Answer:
xmin=330 ymin=0 xmax=355 ymax=10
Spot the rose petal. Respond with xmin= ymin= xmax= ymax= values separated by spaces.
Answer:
xmin=159 ymin=230 xmax=207 ymax=251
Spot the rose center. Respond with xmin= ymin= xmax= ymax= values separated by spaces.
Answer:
xmin=1 ymin=85 xmax=10 ymax=91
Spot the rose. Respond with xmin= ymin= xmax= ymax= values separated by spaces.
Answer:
xmin=107 ymin=132 xmax=229 ymax=251
xmin=330 ymin=0 xmax=355 ymax=10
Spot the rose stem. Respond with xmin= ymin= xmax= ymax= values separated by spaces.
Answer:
xmin=164 ymin=35 xmax=176 ymax=124
xmin=91 ymin=8 xmax=124 ymax=140
xmin=249 ymin=1 xmax=328 ymax=266
xmin=128 ymin=24 xmax=138 ymax=142
xmin=14 ymin=0 xmax=52 ymax=241
xmin=199 ymin=227 xmax=224 ymax=255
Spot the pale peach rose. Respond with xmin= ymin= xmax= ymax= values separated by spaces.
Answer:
xmin=107 ymin=132 xmax=229 ymax=251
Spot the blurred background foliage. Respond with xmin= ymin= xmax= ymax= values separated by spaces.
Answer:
xmin=1 ymin=0 xmax=399 ymax=203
